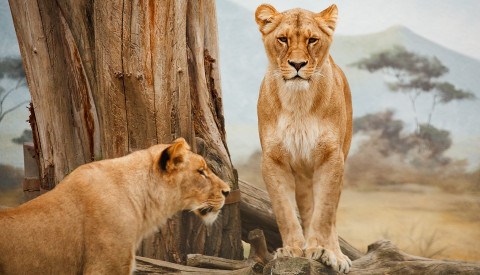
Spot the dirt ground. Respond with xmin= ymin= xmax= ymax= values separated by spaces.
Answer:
xmin=337 ymin=185 xmax=480 ymax=261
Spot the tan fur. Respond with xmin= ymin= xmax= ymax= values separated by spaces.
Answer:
xmin=0 ymin=138 xmax=230 ymax=274
xmin=255 ymin=4 xmax=353 ymax=273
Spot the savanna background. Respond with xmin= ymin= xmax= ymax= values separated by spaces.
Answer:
xmin=1 ymin=0 xmax=479 ymax=262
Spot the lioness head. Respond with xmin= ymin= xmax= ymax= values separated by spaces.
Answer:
xmin=157 ymin=138 xmax=230 ymax=225
xmin=255 ymin=4 xmax=338 ymax=84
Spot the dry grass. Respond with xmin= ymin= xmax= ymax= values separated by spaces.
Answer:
xmin=337 ymin=188 xmax=480 ymax=261
xmin=235 ymin=150 xmax=265 ymax=189
xmin=382 ymin=224 xmax=448 ymax=258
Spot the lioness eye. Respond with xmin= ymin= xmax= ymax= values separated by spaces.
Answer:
xmin=198 ymin=169 xmax=206 ymax=176
xmin=308 ymin=38 xmax=318 ymax=44
xmin=278 ymin=37 xmax=288 ymax=44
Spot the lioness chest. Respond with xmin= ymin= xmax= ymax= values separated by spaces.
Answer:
xmin=277 ymin=111 xmax=321 ymax=163
xmin=270 ymin=82 xmax=326 ymax=164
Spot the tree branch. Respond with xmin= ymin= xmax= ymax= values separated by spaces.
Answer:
xmin=0 ymin=87 xmax=16 ymax=105
xmin=406 ymin=92 xmax=420 ymax=133
xmin=0 ymin=79 xmax=26 ymax=105
xmin=0 ymin=100 xmax=29 ymax=123
xmin=427 ymin=94 xmax=437 ymax=127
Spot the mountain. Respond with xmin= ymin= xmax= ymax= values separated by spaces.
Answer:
xmin=217 ymin=0 xmax=480 ymax=164
xmin=331 ymin=25 xmax=480 ymax=135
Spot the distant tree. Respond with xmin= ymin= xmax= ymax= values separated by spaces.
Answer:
xmin=417 ymin=124 xmax=451 ymax=160
xmin=428 ymin=82 xmax=475 ymax=125
xmin=353 ymin=109 xmax=403 ymax=138
xmin=346 ymin=111 xmax=477 ymax=191
xmin=12 ymin=129 xmax=33 ymax=145
xmin=352 ymin=46 xmax=475 ymax=132
xmin=352 ymin=110 xmax=452 ymax=161
xmin=0 ymin=57 xmax=29 ymax=124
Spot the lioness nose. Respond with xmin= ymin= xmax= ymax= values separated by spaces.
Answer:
xmin=222 ymin=190 xmax=230 ymax=197
xmin=288 ymin=60 xmax=308 ymax=71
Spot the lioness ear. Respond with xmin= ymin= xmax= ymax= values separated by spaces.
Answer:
xmin=315 ymin=4 xmax=338 ymax=36
xmin=255 ymin=4 xmax=282 ymax=35
xmin=159 ymin=138 xmax=191 ymax=172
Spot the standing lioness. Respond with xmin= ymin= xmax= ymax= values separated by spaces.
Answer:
xmin=255 ymin=4 xmax=353 ymax=273
xmin=0 ymin=138 xmax=230 ymax=274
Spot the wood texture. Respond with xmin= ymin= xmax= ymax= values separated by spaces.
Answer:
xmin=135 ymin=256 xmax=255 ymax=275
xmin=187 ymin=254 xmax=250 ymax=270
xmin=135 ymin=233 xmax=480 ymax=274
xmin=263 ymin=257 xmax=336 ymax=275
xmin=247 ymin=229 xmax=273 ymax=265
xmin=238 ymin=180 xmax=364 ymax=261
xmin=263 ymin=239 xmax=480 ymax=275
xmin=349 ymin=239 xmax=480 ymax=274
xmin=9 ymin=0 xmax=242 ymax=263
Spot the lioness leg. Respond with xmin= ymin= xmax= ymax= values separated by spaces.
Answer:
xmin=83 ymin=251 xmax=134 ymax=275
xmin=262 ymin=154 xmax=304 ymax=258
xmin=295 ymin=174 xmax=314 ymax=238
xmin=305 ymin=154 xmax=352 ymax=273
xmin=83 ymin=234 xmax=135 ymax=274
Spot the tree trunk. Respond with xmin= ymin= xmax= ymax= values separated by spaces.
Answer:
xmin=9 ymin=0 xmax=242 ymax=263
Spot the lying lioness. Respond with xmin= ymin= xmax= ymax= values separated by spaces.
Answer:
xmin=0 ymin=138 xmax=230 ymax=274
xmin=255 ymin=4 xmax=353 ymax=273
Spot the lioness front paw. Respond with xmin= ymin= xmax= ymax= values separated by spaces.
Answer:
xmin=274 ymin=246 xmax=304 ymax=258
xmin=305 ymin=246 xmax=352 ymax=274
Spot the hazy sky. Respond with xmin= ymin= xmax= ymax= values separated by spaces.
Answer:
xmin=229 ymin=0 xmax=480 ymax=61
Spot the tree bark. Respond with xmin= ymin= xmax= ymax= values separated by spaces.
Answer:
xmin=349 ymin=239 xmax=480 ymax=274
xmin=186 ymin=254 xmax=252 ymax=270
xmin=9 ymin=0 xmax=242 ymax=263
xmin=263 ymin=239 xmax=480 ymax=275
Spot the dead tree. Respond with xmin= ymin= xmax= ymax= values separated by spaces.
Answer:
xmin=9 ymin=0 xmax=242 ymax=263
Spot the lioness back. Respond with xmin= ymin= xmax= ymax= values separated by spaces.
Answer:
xmin=0 ymin=138 xmax=230 ymax=274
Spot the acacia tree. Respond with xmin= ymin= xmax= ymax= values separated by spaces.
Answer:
xmin=352 ymin=46 xmax=475 ymax=132
xmin=9 ymin=0 xmax=242 ymax=263
xmin=0 ymin=57 xmax=28 ymax=124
